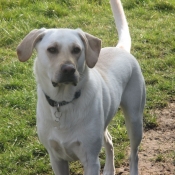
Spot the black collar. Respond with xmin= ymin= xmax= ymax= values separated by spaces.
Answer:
xmin=44 ymin=90 xmax=81 ymax=108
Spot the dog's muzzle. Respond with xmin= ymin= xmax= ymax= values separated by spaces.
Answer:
xmin=52 ymin=64 xmax=79 ymax=87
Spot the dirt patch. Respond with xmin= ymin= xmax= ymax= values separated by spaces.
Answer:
xmin=116 ymin=102 xmax=175 ymax=175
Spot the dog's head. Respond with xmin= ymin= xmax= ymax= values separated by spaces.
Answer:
xmin=17 ymin=28 xmax=101 ymax=87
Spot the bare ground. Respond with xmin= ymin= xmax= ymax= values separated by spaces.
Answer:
xmin=116 ymin=102 xmax=175 ymax=175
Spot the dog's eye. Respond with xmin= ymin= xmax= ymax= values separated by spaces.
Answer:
xmin=47 ymin=47 xmax=58 ymax=54
xmin=72 ymin=47 xmax=81 ymax=54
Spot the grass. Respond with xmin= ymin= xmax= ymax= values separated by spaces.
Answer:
xmin=0 ymin=0 xmax=175 ymax=174
xmin=155 ymin=154 xmax=165 ymax=163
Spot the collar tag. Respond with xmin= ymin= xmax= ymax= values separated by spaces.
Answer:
xmin=54 ymin=110 xmax=62 ymax=122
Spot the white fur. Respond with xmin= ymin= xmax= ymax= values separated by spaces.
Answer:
xmin=17 ymin=0 xmax=145 ymax=175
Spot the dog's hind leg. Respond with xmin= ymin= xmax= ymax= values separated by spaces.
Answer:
xmin=103 ymin=129 xmax=115 ymax=175
xmin=121 ymin=74 xmax=146 ymax=175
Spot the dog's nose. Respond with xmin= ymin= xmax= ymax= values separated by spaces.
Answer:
xmin=61 ymin=64 xmax=75 ymax=75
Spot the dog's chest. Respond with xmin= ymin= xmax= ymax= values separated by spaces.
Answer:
xmin=44 ymin=125 xmax=84 ymax=161
xmin=49 ymin=138 xmax=81 ymax=161
xmin=37 ymin=106 xmax=86 ymax=161
xmin=49 ymin=131 xmax=81 ymax=161
xmin=38 ymin=122 xmax=83 ymax=161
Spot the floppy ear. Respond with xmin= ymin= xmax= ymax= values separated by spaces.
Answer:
xmin=17 ymin=29 xmax=45 ymax=62
xmin=79 ymin=31 xmax=101 ymax=68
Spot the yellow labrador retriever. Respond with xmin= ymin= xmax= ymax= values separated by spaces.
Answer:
xmin=17 ymin=0 xmax=145 ymax=174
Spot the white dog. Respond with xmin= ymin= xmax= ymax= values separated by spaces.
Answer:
xmin=17 ymin=0 xmax=145 ymax=174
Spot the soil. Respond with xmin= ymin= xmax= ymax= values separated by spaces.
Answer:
xmin=116 ymin=102 xmax=175 ymax=175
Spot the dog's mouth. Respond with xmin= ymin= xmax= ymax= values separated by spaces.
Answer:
xmin=52 ymin=76 xmax=79 ymax=87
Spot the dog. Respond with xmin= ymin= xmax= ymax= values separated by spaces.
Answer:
xmin=17 ymin=0 xmax=145 ymax=174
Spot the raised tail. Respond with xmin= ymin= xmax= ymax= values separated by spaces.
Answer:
xmin=110 ymin=0 xmax=131 ymax=53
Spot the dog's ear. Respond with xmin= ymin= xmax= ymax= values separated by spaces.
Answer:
xmin=17 ymin=29 xmax=45 ymax=62
xmin=79 ymin=31 xmax=101 ymax=68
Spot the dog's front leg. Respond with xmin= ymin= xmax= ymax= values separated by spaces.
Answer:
xmin=79 ymin=138 xmax=102 ymax=175
xmin=83 ymin=157 xmax=100 ymax=175
xmin=49 ymin=153 xmax=69 ymax=175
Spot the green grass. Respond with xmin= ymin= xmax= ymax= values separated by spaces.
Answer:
xmin=0 ymin=0 xmax=175 ymax=174
xmin=155 ymin=153 xmax=165 ymax=162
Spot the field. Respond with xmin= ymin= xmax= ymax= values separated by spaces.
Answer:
xmin=0 ymin=0 xmax=175 ymax=174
